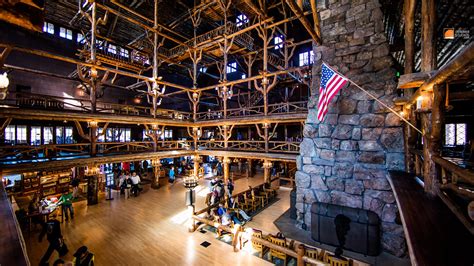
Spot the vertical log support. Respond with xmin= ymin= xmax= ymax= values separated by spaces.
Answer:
xmin=263 ymin=159 xmax=271 ymax=183
xmin=223 ymin=156 xmax=230 ymax=183
xmin=193 ymin=155 xmax=201 ymax=178
xmin=421 ymin=0 xmax=437 ymax=72
xmin=426 ymin=83 xmax=446 ymax=193
xmin=405 ymin=107 xmax=417 ymax=173
xmin=297 ymin=244 xmax=305 ymax=266
xmin=404 ymin=0 xmax=416 ymax=74
xmin=247 ymin=159 xmax=253 ymax=178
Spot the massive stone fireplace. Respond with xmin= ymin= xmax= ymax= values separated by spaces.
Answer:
xmin=296 ymin=0 xmax=406 ymax=257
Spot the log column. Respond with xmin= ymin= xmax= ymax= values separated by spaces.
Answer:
xmin=421 ymin=0 xmax=437 ymax=71
xmin=263 ymin=160 xmax=272 ymax=183
xmin=223 ymin=156 xmax=231 ymax=183
xmin=193 ymin=155 xmax=201 ymax=178
xmin=151 ymin=159 xmax=162 ymax=189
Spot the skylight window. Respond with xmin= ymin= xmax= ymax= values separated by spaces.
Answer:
xmin=108 ymin=44 xmax=117 ymax=55
xmin=226 ymin=62 xmax=237 ymax=73
xmin=298 ymin=50 xmax=314 ymax=66
xmin=200 ymin=67 xmax=208 ymax=73
xmin=59 ymin=27 xmax=72 ymax=40
xmin=236 ymin=14 xmax=249 ymax=27
xmin=274 ymin=36 xmax=283 ymax=49
xmin=43 ymin=22 xmax=54 ymax=34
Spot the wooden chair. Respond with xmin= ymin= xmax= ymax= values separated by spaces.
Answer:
xmin=268 ymin=235 xmax=288 ymax=266
xmin=327 ymin=255 xmax=349 ymax=266
xmin=244 ymin=191 xmax=260 ymax=212
xmin=251 ymin=230 xmax=268 ymax=258
xmin=251 ymin=188 xmax=267 ymax=208
xmin=305 ymin=246 xmax=319 ymax=266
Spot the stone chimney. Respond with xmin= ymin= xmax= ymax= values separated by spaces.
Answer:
xmin=296 ymin=0 xmax=406 ymax=257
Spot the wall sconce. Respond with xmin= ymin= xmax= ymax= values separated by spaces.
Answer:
xmin=192 ymin=92 xmax=199 ymax=101
xmin=134 ymin=97 xmax=141 ymax=104
xmin=87 ymin=121 xmax=98 ymax=128
xmin=151 ymin=159 xmax=162 ymax=167
xmin=261 ymin=76 xmax=269 ymax=86
xmin=416 ymin=95 xmax=423 ymax=109
xmin=263 ymin=122 xmax=270 ymax=128
xmin=89 ymin=67 xmax=98 ymax=79
xmin=222 ymin=157 xmax=231 ymax=164
xmin=263 ymin=161 xmax=273 ymax=169
xmin=151 ymin=124 xmax=159 ymax=130
xmin=85 ymin=165 xmax=100 ymax=175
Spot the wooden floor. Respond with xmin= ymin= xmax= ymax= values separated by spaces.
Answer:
xmin=23 ymin=175 xmax=278 ymax=265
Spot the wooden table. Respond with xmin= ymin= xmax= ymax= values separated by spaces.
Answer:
xmin=27 ymin=205 xmax=63 ymax=232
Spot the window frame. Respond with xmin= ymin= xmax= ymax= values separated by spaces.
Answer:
xmin=226 ymin=62 xmax=237 ymax=73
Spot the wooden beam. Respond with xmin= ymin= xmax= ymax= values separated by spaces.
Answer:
xmin=285 ymin=0 xmax=321 ymax=45
xmin=309 ymin=0 xmax=321 ymax=44
xmin=404 ymin=0 xmax=416 ymax=73
xmin=242 ymin=0 xmax=266 ymax=18
xmin=407 ymin=42 xmax=474 ymax=105
xmin=421 ymin=0 xmax=436 ymax=71
xmin=398 ymin=71 xmax=436 ymax=89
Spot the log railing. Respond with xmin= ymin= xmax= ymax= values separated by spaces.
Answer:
xmin=0 ymin=140 xmax=194 ymax=162
xmin=432 ymin=155 xmax=474 ymax=233
xmin=197 ymin=140 xmax=300 ymax=154
xmin=409 ymin=148 xmax=424 ymax=178
xmin=195 ymin=101 xmax=307 ymax=121
xmin=2 ymin=92 xmax=193 ymax=120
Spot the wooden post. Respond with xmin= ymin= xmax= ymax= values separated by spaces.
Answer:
xmin=264 ymin=125 xmax=269 ymax=152
xmin=89 ymin=125 xmax=97 ymax=157
xmin=297 ymin=244 xmax=305 ymax=266
xmin=421 ymin=112 xmax=435 ymax=196
xmin=421 ymin=0 xmax=437 ymax=72
xmin=263 ymin=159 xmax=271 ymax=183
xmin=404 ymin=0 xmax=416 ymax=74
xmin=405 ymin=108 xmax=417 ymax=173
xmin=193 ymin=155 xmax=201 ymax=177
xmin=223 ymin=156 xmax=230 ymax=183
xmin=247 ymin=159 xmax=253 ymax=178
xmin=427 ymin=83 xmax=446 ymax=192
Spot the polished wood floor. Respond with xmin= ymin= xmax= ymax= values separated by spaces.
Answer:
xmin=23 ymin=174 xmax=284 ymax=265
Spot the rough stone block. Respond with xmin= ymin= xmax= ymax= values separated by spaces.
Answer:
xmin=332 ymin=162 xmax=354 ymax=178
xmin=381 ymin=203 xmax=398 ymax=222
xmin=356 ymin=100 xmax=372 ymax=113
xmin=338 ymin=98 xmax=357 ymax=114
xmin=373 ymin=44 xmax=389 ymax=58
xmin=360 ymin=114 xmax=385 ymax=127
xmin=312 ymin=158 xmax=336 ymax=166
xmin=330 ymin=191 xmax=363 ymax=208
xmin=303 ymin=156 xmax=312 ymax=165
xmin=331 ymin=124 xmax=353 ymax=139
xmin=336 ymin=150 xmax=356 ymax=162
xmin=340 ymin=140 xmax=358 ymax=150
xmin=295 ymin=171 xmax=311 ymax=188
xmin=365 ymin=189 xmax=395 ymax=204
xmin=314 ymin=138 xmax=332 ymax=149
xmin=380 ymin=128 xmax=404 ymax=152
xmin=385 ymin=112 xmax=401 ymax=127
xmin=326 ymin=177 xmax=345 ymax=191
xmin=362 ymin=127 xmax=383 ymax=140
xmin=307 ymin=109 xmax=320 ymax=124
xmin=358 ymin=140 xmax=383 ymax=151
xmin=338 ymin=114 xmax=360 ymax=125
xmin=354 ymin=165 xmax=386 ymax=180
xmin=363 ymin=177 xmax=391 ymax=190
xmin=296 ymin=155 xmax=303 ymax=170
xmin=318 ymin=124 xmax=333 ymax=137
xmin=303 ymin=165 xmax=325 ymax=175
xmin=303 ymin=124 xmax=318 ymax=138
xmin=311 ymin=174 xmax=328 ymax=191
xmin=300 ymin=138 xmax=317 ymax=156
xmin=320 ymin=149 xmax=336 ymax=161
xmin=382 ymin=233 xmax=407 ymax=257
xmin=352 ymin=127 xmax=362 ymax=140
xmin=345 ymin=179 xmax=364 ymax=195
xmin=358 ymin=151 xmax=385 ymax=164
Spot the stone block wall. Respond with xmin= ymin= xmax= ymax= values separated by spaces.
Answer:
xmin=295 ymin=0 xmax=406 ymax=257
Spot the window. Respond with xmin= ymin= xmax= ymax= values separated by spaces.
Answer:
xmin=274 ymin=36 xmax=283 ymax=50
xmin=5 ymin=125 xmax=15 ymax=144
xmin=236 ymin=14 xmax=249 ymax=27
xmin=31 ymin=126 xmax=42 ymax=145
xmin=226 ymin=62 xmax=237 ymax=73
xmin=119 ymin=128 xmax=131 ymax=142
xmin=161 ymin=129 xmax=173 ymax=140
xmin=65 ymin=127 xmax=74 ymax=144
xmin=59 ymin=27 xmax=73 ymax=40
xmin=98 ymin=128 xmax=105 ymax=142
xmin=43 ymin=22 xmax=54 ymax=34
xmin=56 ymin=127 xmax=64 ymax=144
xmin=199 ymin=67 xmax=208 ymax=73
xmin=445 ymin=123 xmax=466 ymax=146
xmin=108 ymin=44 xmax=117 ymax=54
xmin=241 ymin=73 xmax=246 ymax=79
xmin=106 ymin=128 xmax=131 ymax=142
xmin=43 ymin=127 xmax=53 ymax=144
xmin=77 ymin=33 xmax=85 ymax=44
xmin=119 ymin=48 xmax=129 ymax=58
xmin=142 ymin=130 xmax=151 ymax=141
xmin=16 ymin=125 xmax=27 ymax=144
xmin=298 ymin=50 xmax=314 ymax=66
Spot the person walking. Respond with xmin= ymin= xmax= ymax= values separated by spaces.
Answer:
xmin=71 ymin=176 xmax=80 ymax=199
xmin=130 ymin=172 xmax=141 ymax=197
xmin=168 ymin=166 xmax=175 ymax=187
xmin=58 ymin=190 xmax=74 ymax=221
xmin=39 ymin=215 xmax=68 ymax=265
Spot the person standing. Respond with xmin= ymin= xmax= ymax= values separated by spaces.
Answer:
xmin=58 ymin=191 xmax=74 ymax=221
xmin=39 ymin=215 xmax=67 ymax=265
xmin=130 ymin=172 xmax=141 ymax=197
xmin=168 ymin=166 xmax=175 ymax=185
xmin=71 ymin=176 xmax=80 ymax=199
xmin=226 ymin=178 xmax=234 ymax=198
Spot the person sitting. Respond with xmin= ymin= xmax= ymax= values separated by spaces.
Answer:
xmin=217 ymin=203 xmax=243 ymax=226
xmin=130 ymin=172 xmax=141 ymax=197
xmin=73 ymin=246 xmax=94 ymax=266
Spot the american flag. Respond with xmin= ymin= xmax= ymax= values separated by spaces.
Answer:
xmin=317 ymin=63 xmax=348 ymax=121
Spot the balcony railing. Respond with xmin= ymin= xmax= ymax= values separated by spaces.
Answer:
xmin=198 ymin=140 xmax=300 ymax=154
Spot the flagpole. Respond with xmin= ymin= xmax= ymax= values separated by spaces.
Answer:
xmin=323 ymin=62 xmax=424 ymax=136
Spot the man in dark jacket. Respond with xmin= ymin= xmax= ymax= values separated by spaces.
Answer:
xmin=39 ymin=215 xmax=67 ymax=265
